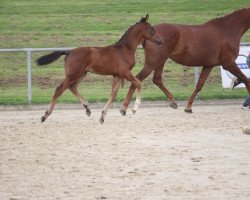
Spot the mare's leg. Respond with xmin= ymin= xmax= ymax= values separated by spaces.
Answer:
xmin=99 ymin=76 xmax=122 ymax=124
xmin=120 ymin=65 xmax=153 ymax=116
xmin=41 ymin=78 xmax=73 ymax=122
xmin=68 ymin=73 xmax=91 ymax=117
xmin=185 ymin=66 xmax=213 ymax=113
xmin=223 ymin=62 xmax=250 ymax=94
xmin=153 ymin=64 xmax=177 ymax=109
xmin=124 ymin=71 xmax=142 ymax=114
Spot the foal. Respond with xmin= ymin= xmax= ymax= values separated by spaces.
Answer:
xmin=120 ymin=8 xmax=250 ymax=114
xmin=37 ymin=14 xmax=162 ymax=123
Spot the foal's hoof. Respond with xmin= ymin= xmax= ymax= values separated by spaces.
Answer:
xmin=99 ymin=117 xmax=104 ymax=124
xmin=184 ymin=108 xmax=193 ymax=113
xmin=86 ymin=109 xmax=91 ymax=117
xmin=119 ymin=109 xmax=126 ymax=116
xmin=170 ymin=101 xmax=178 ymax=109
xmin=41 ymin=116 xmax=46 ymax=123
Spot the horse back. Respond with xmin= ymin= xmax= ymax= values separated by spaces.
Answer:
xmin=153 ymin=23 xmax=239 ymax=67
xmin=65 ymin=45 xmax=133 ymax=76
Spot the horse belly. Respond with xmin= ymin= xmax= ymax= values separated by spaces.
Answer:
xmin=86 ymin=51 xmax=115 ymax=75
xmin=171 ymin=44 xmax=220 ymax=67
xmin=88 ymin=65 xmax=112 ymax=75
xmin=88 ymin=59 xmax=118 ymax=76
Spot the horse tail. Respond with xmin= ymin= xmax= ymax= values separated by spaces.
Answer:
xmin=36 ymin=51 xmax=69 ymax=66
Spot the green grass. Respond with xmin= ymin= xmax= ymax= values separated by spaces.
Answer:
xmin=0 ymin=0 xmax=249 ymax=105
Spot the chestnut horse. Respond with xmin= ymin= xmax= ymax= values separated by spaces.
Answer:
xmin=120 ymin=8 xmax=250 ymax=114
xmin=36 ymin=14 xmax=162 ymax=123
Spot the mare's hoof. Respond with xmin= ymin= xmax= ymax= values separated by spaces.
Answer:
xmin=184 ymin=108 xmax=193 ymax=113
xmin=41 ymin=116 xmax=46 ymax=123
xmin=86 ymin=109 xmax=91 ymax=117
xmin=170 ymin=101 xmax=178 ymax=109
xmin=132 ymin=109 xmax=136 ymax=115
xmin=99 ymin=118 xmax=104 ymax=124
xmin=119 ymin=109 xmax=126 ymax=116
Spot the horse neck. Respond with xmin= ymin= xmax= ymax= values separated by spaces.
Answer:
xmin=219 ymin=8 xmax=250 ymax=38
xmin=116 ymin=26 xmax=142 ymax=53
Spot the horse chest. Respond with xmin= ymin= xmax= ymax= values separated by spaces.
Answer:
xmin=119 ymin=53 xmax=135 ymax=68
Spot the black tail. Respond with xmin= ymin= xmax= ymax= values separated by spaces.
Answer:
xmin=36 ymin=51 xmax=68 ymax=66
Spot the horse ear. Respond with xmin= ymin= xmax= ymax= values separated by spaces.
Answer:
xmin=140 ymin=14 xmax=149 ymax=23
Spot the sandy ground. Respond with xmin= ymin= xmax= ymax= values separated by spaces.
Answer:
xmin=0 ymin=100 xmax=250 ymax=200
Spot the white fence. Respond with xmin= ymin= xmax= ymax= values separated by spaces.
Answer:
xmin=0 ymin=47 xmax=74 ymax=104
xmin=0 ymin=42 xmax=250 ymax=104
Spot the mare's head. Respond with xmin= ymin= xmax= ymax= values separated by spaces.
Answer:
xmin=137 ymin=14 xmax=163 ymax=46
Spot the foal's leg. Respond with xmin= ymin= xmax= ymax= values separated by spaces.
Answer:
xmin=124 ymin=71 xmax=142 ymax=114
xmin=153 ymin=64 xmax=177 ymax=109
xmin=41 ymin=78 xmax=72 ymax=122
xmin=120 ymin=65 xmax=152 ymax=115
xmin=68 ymin=73 xmax=91 ymax=116
xmin=185 ymin=66 xmax=213 ymax=113
xmin=99 ymin=77 xmax=122 ymax=124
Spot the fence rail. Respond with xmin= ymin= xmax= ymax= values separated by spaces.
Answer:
xmin=0 ymin=47 xmax=74 ymax=104
xmin=0 ymin=42 xmax=250 ymax=104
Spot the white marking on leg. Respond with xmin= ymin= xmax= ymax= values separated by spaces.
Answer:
xmin=132 ymin=99 xmax=141 ymax=112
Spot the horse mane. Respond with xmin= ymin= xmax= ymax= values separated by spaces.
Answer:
xmin=207 ymin=7 xmax=250 ymax=24
xmin=114 ymin=21 xmax=140 ymax=46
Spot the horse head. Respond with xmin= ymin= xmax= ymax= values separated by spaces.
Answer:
xmin=139 ymin=14 xmax=163 ymax=46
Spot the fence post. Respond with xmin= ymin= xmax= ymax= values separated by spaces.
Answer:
xmin=194 ymin=67 xmax=200 ymax=98
xmin=27 ymin=49 xmax=32 ymax=104
xmin=194 ymin=67 xmax=199 ymax=85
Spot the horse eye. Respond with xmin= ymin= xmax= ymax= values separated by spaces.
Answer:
xmin=148 ymin=27 xmax=155 ymax=35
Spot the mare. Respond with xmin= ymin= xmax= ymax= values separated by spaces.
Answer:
xmin=36 ymin=14 xmax=162 ymax=123
xmin=120 ymin=8 xmax=250 ymax=114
